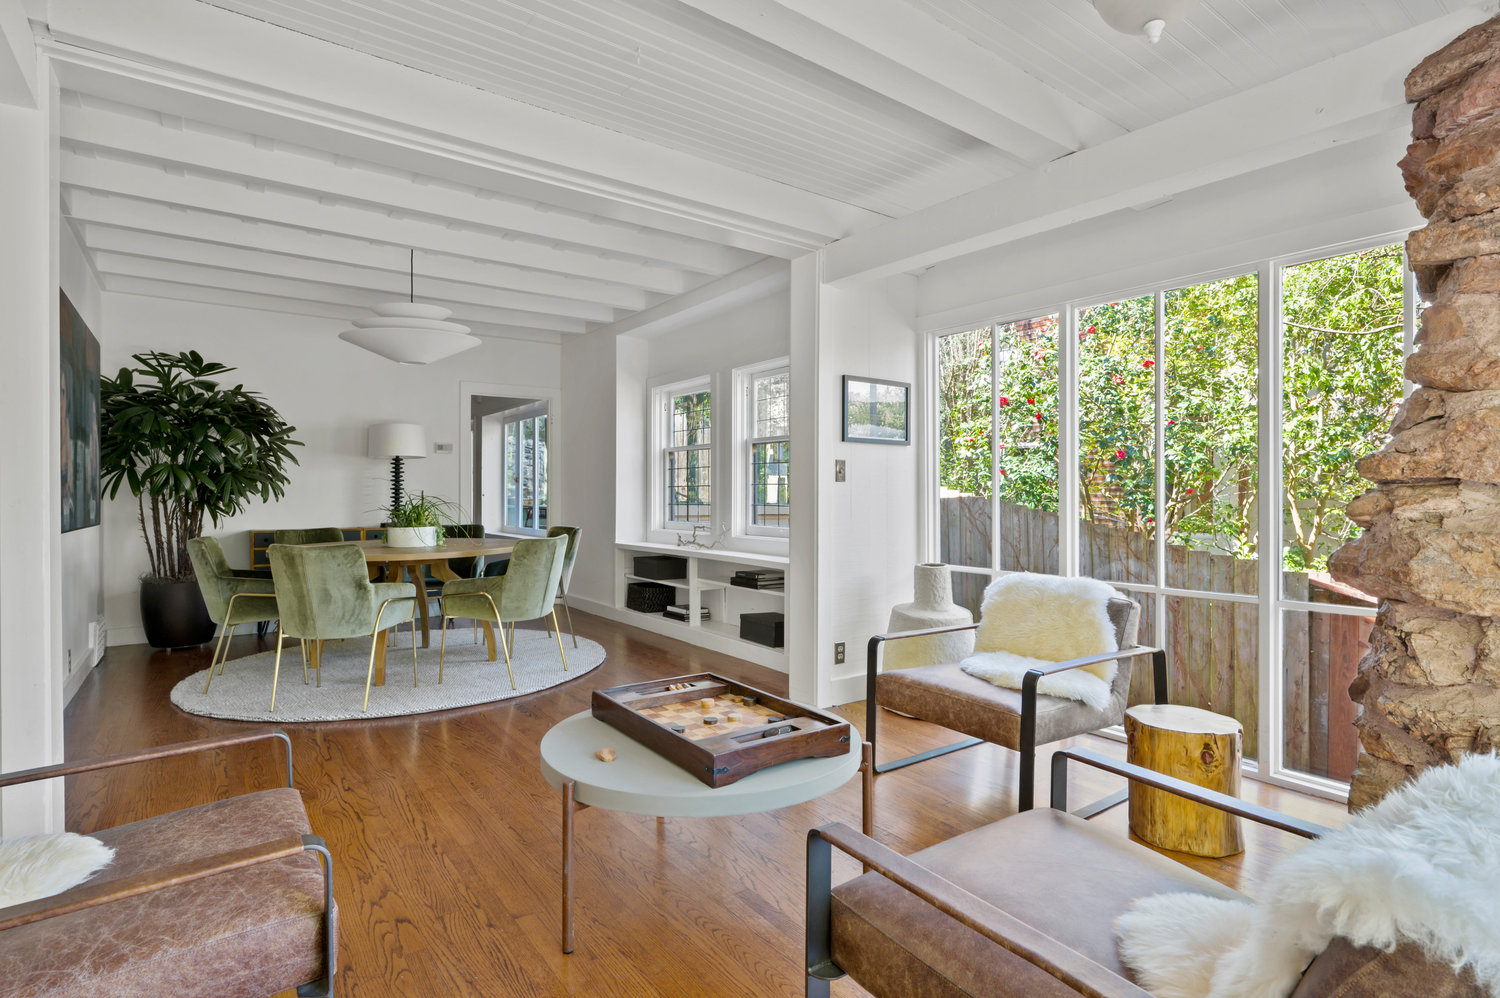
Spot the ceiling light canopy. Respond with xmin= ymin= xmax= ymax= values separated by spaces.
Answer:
xmin=1091 ymin=0 xmax=1198 ymax=43
xmin=339 ymin=251 xmax=480 ymax=365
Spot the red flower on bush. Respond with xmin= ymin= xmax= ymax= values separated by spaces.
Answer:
xmin=1034 ymin=414 xmax=1043 ymax=422
xmin=1167 ymin=419 xmax=1176 ymax=426
xmin=999 ymin=469 xmax=1008 ymax=476
xmin=998 ymin=396 xmax=1009 ymax=406
xmin=1116 ymin=449 xmax=1126 ymax=459
xmin=1142 ymin=359 xmax=1155 ymax=369
xmin=1186 ymin=487 xmax=1195 ymax=495
xmin=1027 ymin=398 xmax=1035 ymax=405
xmin=1111 ymin=373 xmax=1125 ymax=385
xmin=1087 ymin=325 xmax=1097 ymax=335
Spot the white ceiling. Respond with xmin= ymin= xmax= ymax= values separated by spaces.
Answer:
xmin=39 ymin=0 xmax=1483 ymax=342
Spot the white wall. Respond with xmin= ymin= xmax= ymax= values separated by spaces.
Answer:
xmin=917 ymin=131 xmax=1424 ymax=332
xmin=557 ymin=329 xmax=618 ymax=609
xmin=0 ymin=69 xmax=63 ymax=836
xmin=60 ymin=222 xmax=105 ymax=698
xmin=100 ymin=295 xmax=561 ymax=646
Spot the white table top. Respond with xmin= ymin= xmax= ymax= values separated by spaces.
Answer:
xmin=539 ymin=710 xmax=861 ymax=818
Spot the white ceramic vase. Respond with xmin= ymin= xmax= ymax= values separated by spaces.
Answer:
xmin=384 ymin=526 xmax=439 ymax=548
xmin=883 ymin=563 xmax=974 ymax=671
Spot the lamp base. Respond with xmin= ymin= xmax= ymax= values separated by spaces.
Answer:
xmin=390 ymin=456 xmax=406 ymax=510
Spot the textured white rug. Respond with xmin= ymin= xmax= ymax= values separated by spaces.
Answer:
xmin=170 ymin=626 xmax=604 ymax=722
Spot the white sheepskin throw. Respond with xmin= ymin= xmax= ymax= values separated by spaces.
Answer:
xmin=958 ymin=573 xmax=1119 ymax=711
xmin=1117 ymin=753 xmax=1500 ymax=998
xmin=0 ymin=832 xmax=114 ymax=909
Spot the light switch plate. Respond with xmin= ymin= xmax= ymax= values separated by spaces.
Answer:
xmin=433 ymin=442 xmax=454 ymax=454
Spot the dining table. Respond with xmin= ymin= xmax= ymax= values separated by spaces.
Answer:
xmin=338 ymin=537 xmax=518 ymax=685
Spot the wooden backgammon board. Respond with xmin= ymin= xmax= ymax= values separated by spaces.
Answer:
xmin=590 ymin=673 xmax=853 ymax=787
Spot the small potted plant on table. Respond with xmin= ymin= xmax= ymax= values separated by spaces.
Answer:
xmin=382 ymin=492 xmax=458 ymax=547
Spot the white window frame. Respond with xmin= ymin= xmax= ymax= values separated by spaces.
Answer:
xmin=654 ymin=376 xmax=714 ymax=532
xmin=735 ymin=358 xmax=791 ymax=538
xmin=499 ymin=400 xmax=549 ymax=536
xmin=925 ymin=231 xmax=1414 ymax=802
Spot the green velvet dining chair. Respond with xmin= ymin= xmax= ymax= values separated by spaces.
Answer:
xmin=272 ymin=527 xmax=346 ymax=545
xmin=545 ymin=525 xmax=582 ymax=648
xmin=437 ymin=534 xmax=568 ymax=688
xmin=267 ymin=543 xmax=420 ymax=712
xmin=187 ymin=535 xmax=281 ymax=693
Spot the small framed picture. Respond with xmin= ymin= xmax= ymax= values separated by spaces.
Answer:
xmin=842 ymin=376 xmax=910 ymax=445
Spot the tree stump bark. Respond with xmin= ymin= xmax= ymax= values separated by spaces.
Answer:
xmin=1125 ymin=704 xmax=1244 ymax=857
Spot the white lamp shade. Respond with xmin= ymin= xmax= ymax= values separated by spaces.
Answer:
xmin=339 ymin=301 xmax=481 ymax=364
xmin=368 ymin=422 xmax=428 ymax=459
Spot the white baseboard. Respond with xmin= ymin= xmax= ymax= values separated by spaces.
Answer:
xmin=107 ymin=624 xmax=148 ymax=648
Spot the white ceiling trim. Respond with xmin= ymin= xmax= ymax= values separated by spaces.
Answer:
xmin=60 ymin=101 xmax=761 ymax=276
xmin=63 ymin=192 xmax=660 ymax=311
xmin=675 ymin=0 xmax=1124 ymax=164
xmin=43 ymin=0 xmax=885 ymax=250
xmin=823 ymin=7 xmax=1487 ymax=284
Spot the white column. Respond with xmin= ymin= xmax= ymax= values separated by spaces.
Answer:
xmin=0 ymin=50 xmax=63 ymax=835
xmin=787 ymin=251 xmax=823 ymax=705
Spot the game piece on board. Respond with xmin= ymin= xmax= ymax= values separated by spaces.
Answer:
xmin=727 ymin=712 xmax=740 ymax=722
xmin=699 ymin=698 xmax=713 ymax=712
xmin=671 ymin=724 xmax=685 ymax=733
xmin=703 ymin=716 xmax=718 ymax=725
xmin=595 ymin=748 xmax=617 ymax=762
xmin=767 ymin=715 xmax=785 ymax=723
xmin=743 ymin=696 xmax=757 ymax=707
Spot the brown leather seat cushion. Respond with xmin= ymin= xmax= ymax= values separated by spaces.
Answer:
xmin=1291 ymin=936 xmax=1486 ymax=998
xmin=877 ymin=662 xmax=1128 ymax=748
xmin=0 ymin=788 xmax=334 ymax=998
xmin=831 ymin=809 xmax=1242 ymax=997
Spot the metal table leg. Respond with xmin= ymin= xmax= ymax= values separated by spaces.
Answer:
xmin=561 ymin=780 xmax=590 ymax=954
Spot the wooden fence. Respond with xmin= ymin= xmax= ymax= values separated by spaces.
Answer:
xmin=939 ymin=496 xmax=1369 ymax=780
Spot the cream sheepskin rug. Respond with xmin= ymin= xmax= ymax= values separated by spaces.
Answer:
xmin=0 ymin=832 xmax=114 ymax=909
xmin=959 ymin=573 xmax=1119 ymax=710
xmin=1117 ymin=753 xmax=1500 ymax=997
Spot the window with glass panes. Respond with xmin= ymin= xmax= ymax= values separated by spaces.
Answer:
xmin=502 ymin=405 xmax=547 ymax=532
xmin=663 ymin=385 xmax=712 ymax=526
xmin=748 ymin=369 xmax=789 ymax=530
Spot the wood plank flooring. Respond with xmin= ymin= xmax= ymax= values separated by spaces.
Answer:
xmin=63 ymin=611 xmax=1345 ymax=997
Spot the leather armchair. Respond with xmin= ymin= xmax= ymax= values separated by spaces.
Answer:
xmin=807 ymin=750 xmax=1483 ymax=998
xmin=0 ymin=730 xmax=336 ymax=998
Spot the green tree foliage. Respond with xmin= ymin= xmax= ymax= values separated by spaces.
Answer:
xmin=937 ymin=245 xmax=1404 ymax=572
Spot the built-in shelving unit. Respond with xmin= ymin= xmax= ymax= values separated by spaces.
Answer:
xmin=614 ymin=542 xmax=788 ymax=669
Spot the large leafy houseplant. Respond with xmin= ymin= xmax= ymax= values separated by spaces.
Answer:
xmin=102 ymin=350 xmax=302 ymax=581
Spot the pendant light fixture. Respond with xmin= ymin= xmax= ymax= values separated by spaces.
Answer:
xmin=1091 ymin=0 xmax=1198 ymax=43
xmin=339 ymin=250 xmax=481 ymax=364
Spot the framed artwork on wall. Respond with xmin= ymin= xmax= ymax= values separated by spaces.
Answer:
xmin=842 ymin=375 xmax=910 ymax=445
xmin=60 ymin=290 xmax=101 ymax=532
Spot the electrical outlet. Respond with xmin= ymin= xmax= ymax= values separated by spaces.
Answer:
xmin=834 ymin=642 xmax=845 ymax=664
xmin=834 ymin=459 xmax=846 ymax=482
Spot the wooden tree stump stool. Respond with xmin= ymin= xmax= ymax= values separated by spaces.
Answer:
xmin=1125 ymin=704 xmax=1244 ymax=858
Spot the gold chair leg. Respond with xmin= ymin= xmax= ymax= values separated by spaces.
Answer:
xmin=562 ymin=592 xmax=577 ymax=649
xmin=411 ymin=618 xmax=419 ymax=688
xmin=204 ymin=623 xmax=233 ymax=694
xmin=270 ymin=632 xmax=285 ymax=711
xmin=552 ymin=610 xmax=568 ymax=671
xmin=499 ymin=621 xmax=515 ymax=689
xmin=363 ymin=629 xmax=380 ymax=712
xmin=300 ymin=635 xmax=310 ymax=684
xmin=440 ymin=615 xmax=448 ymax=684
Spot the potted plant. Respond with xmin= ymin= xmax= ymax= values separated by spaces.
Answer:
xmin=101 ymin=350 xmax=302 ymax=648
xmin=382 ymin=492 xmax=458 ymax=547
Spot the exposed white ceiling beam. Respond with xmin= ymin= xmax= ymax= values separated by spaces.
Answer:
xmin=823 ymin=8 xmax=1486 ymax=284
xmin=44 ymin=0 xmax=884 ymax=255
xmin=60 ymin=100 xmax=760 ymax=276
xmin=675 ymin=0 xmax=1123 ymax=163
xmin=99 ymin=274 xmax=565 ymax=344
xmin=599 ymin=257 xmax=789 ymax=339
xmin=0 ymin=0 xmax=35 ymax=107
xmin=60 ymin=149 xmax=693 ymax=294
xmin=90 ymin=252 xmax=592 ymax=334
xmin=80 ymin=226 xmax=619 ymax=323
xmin=64 ymin=193 xmax=658 ymax=310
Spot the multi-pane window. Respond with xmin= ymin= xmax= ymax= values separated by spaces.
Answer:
xmin=748 ymin=369 xmax=790 ymax=531
xmin=932 ymin=240 xmax=1410 ymax=794
xmin=663 ymin=385 xmax=712 ymax=526
xmin=503 ymin=405 xmax=547 ymax=532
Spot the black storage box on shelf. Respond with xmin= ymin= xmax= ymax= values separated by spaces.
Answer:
xmin=739 ymin=611 xmax=785 ymax=648
xmin=633 ymin=554 xmax=689 ymax=580
xmin=625 ymin=582 xmax=675 ymax=614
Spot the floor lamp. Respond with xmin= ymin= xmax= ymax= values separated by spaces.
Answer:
xmin=369 ymin=423 xmax=427 ymax=510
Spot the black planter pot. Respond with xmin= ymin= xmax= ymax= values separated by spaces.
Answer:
xmin=140 ymin=578 xmax=216 ymax=650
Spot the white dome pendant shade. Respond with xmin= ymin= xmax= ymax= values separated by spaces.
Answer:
xmin=339 ymin=252 xmax=481 ymax=364
xmin=1091 ymin=0 xmax=1198 ymax=43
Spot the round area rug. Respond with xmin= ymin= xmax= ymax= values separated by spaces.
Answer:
xmin=170 ymin=627 xmax=604 ymax=722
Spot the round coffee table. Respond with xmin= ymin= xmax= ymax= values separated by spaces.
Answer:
xmin=539 ymin=709 xmax=863 ymax=953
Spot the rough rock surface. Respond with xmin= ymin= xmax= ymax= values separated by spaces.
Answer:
xmin=1403 ymin=290 xmax=1500 ymax=389
xmin=1357 ymin=388 xmax=1500 ymax=483
xmin=1405 ymin=18 xmax=1500 ymax=102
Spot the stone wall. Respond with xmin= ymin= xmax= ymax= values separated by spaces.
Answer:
xmin=1329 ymin=14 xmax=1500 ymax=810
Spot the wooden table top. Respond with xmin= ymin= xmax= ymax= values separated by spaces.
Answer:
xmin=348 ymin=537 xmax=518 ymax=563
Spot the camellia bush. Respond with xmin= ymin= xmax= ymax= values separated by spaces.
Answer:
xmin=938 ymin=245 xmax=1405 ymax=572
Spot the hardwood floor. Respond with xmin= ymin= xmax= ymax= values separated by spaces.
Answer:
xmin=63 ymin=611 xmax=1345 ymax=997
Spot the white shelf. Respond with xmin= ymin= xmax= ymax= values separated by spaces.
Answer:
xmin=618 ymin=540 xmax=788 ymax=570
